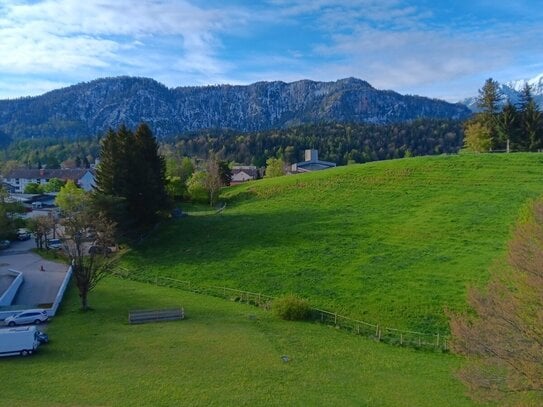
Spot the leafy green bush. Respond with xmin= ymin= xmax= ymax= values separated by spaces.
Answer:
xmin=273 ymin=294 xmax=311 ymax=321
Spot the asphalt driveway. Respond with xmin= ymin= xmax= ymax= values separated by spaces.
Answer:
xmin=0 ymin=240 xmax=68 ymax=307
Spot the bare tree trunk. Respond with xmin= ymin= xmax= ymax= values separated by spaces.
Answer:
xmin=80 ymin=292 xmax=88 ymax=311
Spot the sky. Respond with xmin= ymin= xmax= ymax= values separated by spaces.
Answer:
xmin=0 ymin=0 xmax=542 ymax=101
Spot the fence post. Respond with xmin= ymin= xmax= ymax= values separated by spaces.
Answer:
xmin=357 ymin=324 xmax=360 ymax=335
xmin=436 ymin=333 xmax=440 ymax=349
xmin=375 ymin=324 xmax=379 ymax=337
xmin=400 ymin=333 xmax=403 ymax=345
xmin=378 ymin=328 xmax=381 ymax=341
xmin=334 ymin=313 xmax=337 ymax=326
xmin=320 ymin=312 xmax=324 ymax=322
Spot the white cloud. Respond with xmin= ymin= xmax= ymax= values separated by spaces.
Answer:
xmin=0 ymin=78 xmax=71 ymax=99
xmin=309 ymin=19 xmax=543 ymax=99
xmin=0 ymin=0 xmax=244 ymax=93
xmin=0 ymin=0 xmax=542 ymax=101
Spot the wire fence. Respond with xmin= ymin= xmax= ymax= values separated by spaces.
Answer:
xmin=110 ymin=267 xmax=449 ymax=352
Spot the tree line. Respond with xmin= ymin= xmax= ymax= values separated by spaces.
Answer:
xmin=165 ymin=119 xmax=464 ymax=166
xmin=464 ymin=78 xmax=542 ymax=152
xmin=1 ymin=119 xmax=464 ymax=176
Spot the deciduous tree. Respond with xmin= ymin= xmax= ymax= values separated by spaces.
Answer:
xmin=27 ymin=215 xmax=54 ymax=250
xmin=449 ymin=200 xmax=543 ymax=405
xmin=61 ymin=208 xmax=117 ymax=311
xmin=43 ymin=178 xmax=66 ymax=193
xmin=0 ymin=186 xmax=24 ymax=240
xmin=205 ymin=157 xmax=222 ymax=207
xmin=24 ymin=182 xmax=42 ymax=194
xmin=55 ymin=180 xmax=87 ymax=213
xmin=463 ymin=121 xmax=492 ymax=153
xmin=265 ymin=157 xmax=285 ymax=177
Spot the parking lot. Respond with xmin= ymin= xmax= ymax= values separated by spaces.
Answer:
xmin=0 ymin=239 xmax=67 ymax=307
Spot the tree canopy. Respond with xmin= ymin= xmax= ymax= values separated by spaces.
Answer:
xmin=450 ymin=200 xmax=543 ymax=405
xmin=94 ymin=123 xmax=169 ymax=232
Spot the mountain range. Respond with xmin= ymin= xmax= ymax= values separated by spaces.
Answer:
xmin=0 ymin=77 xmax=470 ymax=139
xmin=461 ymin=73 xmax=543 ymax=111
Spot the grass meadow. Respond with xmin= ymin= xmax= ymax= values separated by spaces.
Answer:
xmin=122 ymin=153 xmax=543 ymax=333
xmin=0 ymin=278 xmax=476 ymax=407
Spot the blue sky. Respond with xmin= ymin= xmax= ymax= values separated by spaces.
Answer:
xmin=0 ymin=0 xmax=542 ymax=101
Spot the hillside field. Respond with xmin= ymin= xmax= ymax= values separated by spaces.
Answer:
xmin=0 ymin=278 xmax=474 ymax=407
xmin=122 ymin=153 xmax=543 ymax=332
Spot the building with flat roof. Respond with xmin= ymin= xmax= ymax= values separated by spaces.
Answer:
xmin=291 ymin=149 xmax=336 ymax=173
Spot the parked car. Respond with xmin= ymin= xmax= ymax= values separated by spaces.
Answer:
xmin=0 ymin=240 xmax=10 ymax=250
xmin=17 ymin=229 xmax=31 ymax=241
xmin=88 ymin=245 xmax=112 ymax=255
xmin=47 ymin=238 xmax=62 ymax=250
xmin=4 ymin=310 xmax=49 ymax=327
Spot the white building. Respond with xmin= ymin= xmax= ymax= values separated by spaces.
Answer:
xmin=3 ymin=168 xmax=96 ymax=193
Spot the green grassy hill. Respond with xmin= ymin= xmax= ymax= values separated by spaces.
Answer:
xmin=123 ymin=153 xmax=543 ymax=333
xmin=0 ymin=278 xmax=474 ymax=407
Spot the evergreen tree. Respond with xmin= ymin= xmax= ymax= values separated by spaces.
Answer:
xmin=496 ymin=101 xmax=518 ymax=151
xmin=95 ymin=128 xmax=121 ymax=196
xmin=477 ymin=78 xmax=503 ymax=115
xmin=476 ymin=78 xmax=503 ymax=149
xmin=517 ymin=82 xmax=534 ymax=112
xmin=132 ymin=123 xmax=169 ymax=225
xmin=218 ymin=161 xmax=232 ymax=186
xmin=94 ymin=124 xmax=168 ymax=232
xmin=524 ymin=100 xmax=543 ymax=152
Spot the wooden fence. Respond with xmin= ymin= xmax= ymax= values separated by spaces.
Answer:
xmin=111 ymin=267 xmax=448 ymax=351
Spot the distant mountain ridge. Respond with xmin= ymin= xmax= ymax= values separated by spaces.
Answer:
xmin=461 ymin=73 xmax=543 ymax=111
xmin=0 ymin=76 xmax=471 ymax=139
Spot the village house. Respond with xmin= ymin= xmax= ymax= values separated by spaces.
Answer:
xmin=3 ymin=168 xmax=96 ymax=193
xmin=291 ymin=149 xmax=336 ymax=173
xmin=231 ymin=165 xmax=260 ymax=184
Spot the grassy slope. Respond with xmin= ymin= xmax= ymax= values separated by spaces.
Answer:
xmin=123 ymin=153 xmax=543 ymax=332
xmin=0 ymin=278 xmax=475 ymax=407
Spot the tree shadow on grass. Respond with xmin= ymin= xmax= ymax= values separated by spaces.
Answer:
xmin=128 ymin=207 xmax=350 ymax=269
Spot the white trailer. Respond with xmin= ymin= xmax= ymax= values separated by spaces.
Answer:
xmin=0 ymin=326 xmax=40 ymax=357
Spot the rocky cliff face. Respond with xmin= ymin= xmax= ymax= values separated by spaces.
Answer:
xmin=0 ymin=76 xmax=471 ymax=138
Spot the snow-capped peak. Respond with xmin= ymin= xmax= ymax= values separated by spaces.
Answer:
xmin=460 ymin=72 xmax=543 ymax=112
xmin=505 ymin=72 xmax=543 ymax=94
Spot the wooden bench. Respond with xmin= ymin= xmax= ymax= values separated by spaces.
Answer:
xmin=128 ymin=308 xmax=184 ymax=324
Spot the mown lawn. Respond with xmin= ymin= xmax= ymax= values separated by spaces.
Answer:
xmin=0 ymin=278 xmax=476 ymax=407
xmin=122 ymin=153 xmax=543 ymax=332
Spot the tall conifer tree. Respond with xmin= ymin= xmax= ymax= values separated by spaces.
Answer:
xmin=94 ymin=123 xmax=168 ymax=232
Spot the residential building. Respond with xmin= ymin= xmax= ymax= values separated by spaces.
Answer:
xmin=231 ymin=166 xmax=259 ymax=184
xmin=3 ymin=168 xmax=96 ymax=193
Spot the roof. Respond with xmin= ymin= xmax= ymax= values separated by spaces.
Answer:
xmin=1 ymin=182 xmax=15 ymax=192
xmin=295 ymin=162 xmax=336 ymax=171
xmin=232 ymin=166 xmax=258 ymax=178
xmin=5 ymin=168 xmax=94 ymax=180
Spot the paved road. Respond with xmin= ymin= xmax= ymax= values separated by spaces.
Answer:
xmin=0 ymin=237 xmax=35 ymax=256
xmin=0 ymin=239 xmax=68 ymax=306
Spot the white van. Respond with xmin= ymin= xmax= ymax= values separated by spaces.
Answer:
xmin=0 ymin=326 xmax=41 ymax=357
